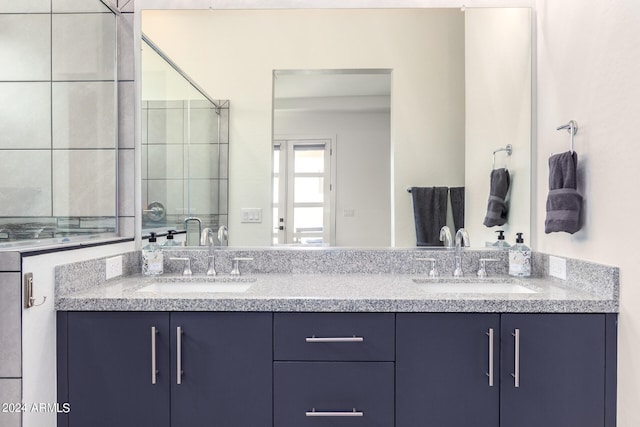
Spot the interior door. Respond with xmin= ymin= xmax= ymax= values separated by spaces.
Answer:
xmin=273 ymin=139 xmax=332 ymax=245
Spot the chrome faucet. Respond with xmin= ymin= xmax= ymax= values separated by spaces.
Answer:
xmin=201 ymin=228 xmax=216 ymax=276
xmin=453 ymin=228 xmax=470 ymax=277
xmin=217 ymin=225 xmax=228 ymax=246
xmin=439 ymin=226 xmax=453 ymax=248
xmin=184 ymin=217 xmax=202 ymax=246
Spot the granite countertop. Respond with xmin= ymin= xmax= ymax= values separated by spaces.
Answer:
xmin=55 ymin=273 xmax=618 ymax=313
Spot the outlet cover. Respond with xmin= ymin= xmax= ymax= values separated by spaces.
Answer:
xmin=548 ymin=255 xmax=567 ymax=280
xmin=106 ymin=255 xmax=123 ymax=280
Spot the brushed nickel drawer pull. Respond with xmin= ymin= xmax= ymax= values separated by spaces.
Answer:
xmin=151 ymin=327 xmax=158 ymax=385
xmin=486 ymin=328 xmax=494 ymax=387
xmin=305 ymin=336 xmax=364 ymax=343
xmin=177 ymin=326 xmax=183 ymax=385
xmin=511 ymin=328 xmax=520 ymax=388
xmin=306 ymin=408 xmax=364 ymax=417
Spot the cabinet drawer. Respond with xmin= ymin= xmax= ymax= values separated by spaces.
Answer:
xmin=274 ymin=313 xmax=394 ymax=361
xmin=274 ymin=362 xmax=394 ymax=427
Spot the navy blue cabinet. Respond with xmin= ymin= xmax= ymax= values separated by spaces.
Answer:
xmin=397 ymin=313 xmax=611 ymax=427
xmin=501 ymin=314 xmax=606 ymax=427
xmin=397 ymin=313 xmax=500 ymax=427
xmin=59 ymin=312 xmax=272 ymax=427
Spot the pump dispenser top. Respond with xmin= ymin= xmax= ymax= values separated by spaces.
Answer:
xmin=493 ymin=230 xmax=510 ymax=248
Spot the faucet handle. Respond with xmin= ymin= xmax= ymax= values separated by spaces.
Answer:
xmin=416 ymin=258 xmax=439 ymax=278
xmin=230 ymin=257 xmax=253 ymax=276
xmin=170 ymin=257 xmax=192 ymax=276
xmin=477 ymin=258 xmax=499 ymax=278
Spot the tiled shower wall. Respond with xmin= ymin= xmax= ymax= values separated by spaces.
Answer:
xmin=141 ymin=99 xmax=229 ymax=233
xmin=0 ymin=0 xmax=136 ymax=239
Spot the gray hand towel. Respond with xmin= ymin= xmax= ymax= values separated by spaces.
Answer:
xmin=545 ymin=151 xmax=582 ymax=234
xmin=483 ymin=168 xmax=510 ymax=227
xmin=449 ymin=187 xmax=465 ymax=231
xmin=411 ymin=186 xmax=448 ymax=246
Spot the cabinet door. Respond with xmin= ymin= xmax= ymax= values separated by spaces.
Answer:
xmin=67 ymin=312 xmax=170 ymax=427
xmin=170 ymin=312 xmax=272 ymax=427
xmin=501 ymin=314 xmax=605 ymax=427
xmin=397 ymin=313 xmax=500 ymax=427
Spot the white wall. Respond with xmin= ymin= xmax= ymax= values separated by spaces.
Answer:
xmin=142 ymin=9 xmax=465 ymax=247
xmin=465 ymin=8 xmax=532 ymax=246
xmin=274 ymin=109 xmax=392 ymax=247
xmin=21 ymin=241 xmax=136 ymax=427
xmin=534 ymin=1 xmax=640 ymax=425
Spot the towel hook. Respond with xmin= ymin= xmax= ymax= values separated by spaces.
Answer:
xmin=492 ymin=144 xmax=512 ymax=169
xmin=556 ymin=120 xmax=578 ymax=153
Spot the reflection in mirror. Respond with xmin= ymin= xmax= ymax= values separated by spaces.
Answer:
xmin=140 ymin=7 xmax=531 ymax=247
xmin=273 ymin=70 xmax=391 ymax=247
xmin=140 ymin=35 xmax=229 ymax=245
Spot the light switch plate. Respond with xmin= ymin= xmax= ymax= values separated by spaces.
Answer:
xmin=241 ymin=208 xmax=262 ymax=223
xmin=106 ymin=256 xmax=123 ymax=280
xmin=549 ymin=255 xmax=567 ymax=280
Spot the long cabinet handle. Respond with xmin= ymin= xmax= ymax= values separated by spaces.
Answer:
xmin=486 ymin=328 xmax=494 ymax=387
xmin=305 ymin=336 xmax=364 ymax=343
xmin=511 ymin=329 xmax=520 ymax=388
xmin=151 ymin=327 xmax=158 ymax=385
xmin=306 ymin=408 xmax=364 ymax=417
xmin=176 ymin=326 xmax=183 ymax=385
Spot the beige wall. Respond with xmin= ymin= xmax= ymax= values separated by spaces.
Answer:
xmin=142 ymin=9 xmax=465 ymax=247
xmin=534 ymin=1 xmax=640 ymax=425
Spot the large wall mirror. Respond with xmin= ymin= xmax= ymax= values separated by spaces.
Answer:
xmin=139 ymin=4 xmax=531 ymax=248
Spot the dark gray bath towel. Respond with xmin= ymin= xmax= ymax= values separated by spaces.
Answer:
xmin=483 ymin=168 xmax=510 ymax=227
xmin=545 ymin=151 xmax=582 ymax=234
xmin=411 ymin=186 xmax=448 ymax=246
xmin=449 ymin=187 xmax=465 ymax=231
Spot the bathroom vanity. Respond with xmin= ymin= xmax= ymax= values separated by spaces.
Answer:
xmin=55 ymin=250 xmax=618 ymax=427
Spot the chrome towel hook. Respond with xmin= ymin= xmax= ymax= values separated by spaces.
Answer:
xmin=492 ymin=144 xmax=513 ymax=169
xmin=556 ymin=120 xmax=578 ymax=153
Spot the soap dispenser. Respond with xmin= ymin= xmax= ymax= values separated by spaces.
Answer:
xmin=162 ymin=230 xmax=180 ymax=247
xmin=508 ymin=232 xmax=531 ymax=277
xmin=492 ymin=230 xmax=511 ymax=248
xmin=142 ymin=232 xmax=164 ymax=276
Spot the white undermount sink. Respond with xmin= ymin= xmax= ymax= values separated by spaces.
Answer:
xmin=137 ymin=276 xmax=256 ymax=293
xmin=412 ymin=279 xmax=537 ymax=294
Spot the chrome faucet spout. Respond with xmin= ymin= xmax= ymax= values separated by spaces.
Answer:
xmin=201 ymin=227 xmax=216 ymax=276
xmin=183 ymin=217 xmax=202 ymax=246
xmin=439 ymin=226 xmax=453 ymax=248
xmin=453 ymin=228 xmax=470 ymax=277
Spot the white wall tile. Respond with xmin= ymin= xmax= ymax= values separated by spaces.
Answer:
xmin=0 ymin=82 xmax=51 ymax=149
xmin=0 ymin=0 xmax=50 ymax=13
xmin=187 ymin=179 xmax=220 ymax=215
xmin=118 ymin=13 xmax=135 ymax=81
xmin=189 ymin=107 xmax=218 ymax=143
xmin=187 ymin=144 xmax=220 ymax=179
xmin=0 ymin=14 xmax=51 ymax=81
xmin=52 ymin=13 xmax=116 ymax=81
xmin=0 ymin=151 xmax=51 ymax=217
xmin=147 ymin=180 xmax=184 ymax=217
xmin=0 ymin=273 xmax=21 ymax=378
xmin=52 ymin=150 xmax=116 ymax=217
xmin=0 ymin=379 xmax=21 ymax=427
xmin=147 ymin=144 xmax=184 ymax=180
xmin=147 ymin=107 xmax=184 ymax=144
xmin=52 ymin=82 xmax=116 ymax=149
xmin=118 ymin=81 xmax=135 ymax=148
xmin=118 ymin=149 xmax=135 ymax=216
xmin=52 ymin=0 xmax=111 ymax=13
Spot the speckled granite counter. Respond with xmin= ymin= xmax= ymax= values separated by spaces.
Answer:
xmin=55 ymin=273 xmax=618 ymax=313
xmin=54 ymin=248 xmax=619 ymax=313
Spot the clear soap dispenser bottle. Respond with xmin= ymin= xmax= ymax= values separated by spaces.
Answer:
xmin=142 ymin=232 xmax=164 ymax=276
xmin=162 ymin=230 xmax=180 ymax=247
xmin=508 ymin=232 xmax=531 ymax=277
xmin=492 ymin=230 xmax=511 ymax=248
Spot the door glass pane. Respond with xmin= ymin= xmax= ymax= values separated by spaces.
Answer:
xmin=293 ymin=207 xmax=323 ymax=231
xmin=294 ymin=177 xmax=323 ymax=203
xmin=294 ymin=147 xmax=324 ymax=173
